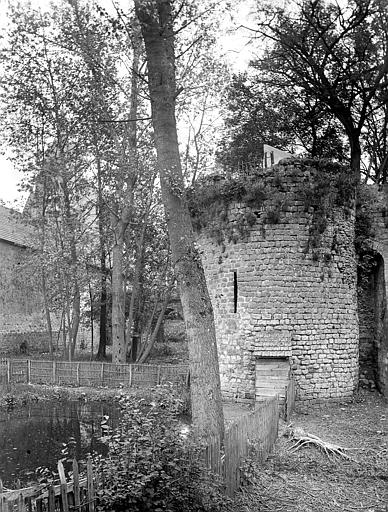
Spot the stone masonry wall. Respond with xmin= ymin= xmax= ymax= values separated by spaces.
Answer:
xmin=197 ymin=159 xmax=359 ymax=403
xmin=357 ymin=268 xmax=378 ymax=385
xmin=0 ymin=240 xmax=49 ymax=354
xmin=371 ymin=186 xmax=388 ymax=395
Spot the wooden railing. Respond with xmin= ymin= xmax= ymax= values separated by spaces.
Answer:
xmin=0 ymin=458 xmax=95 ymax=512
xmin=0 ymin=359 xmax=189 ymax=389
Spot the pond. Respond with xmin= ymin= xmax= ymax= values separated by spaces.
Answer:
xmin=0 ymin=399 xmax=121 ymax=487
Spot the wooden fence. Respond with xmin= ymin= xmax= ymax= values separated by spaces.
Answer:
xmin=0 ymin=359 xmax=189 ymax=389
xmin=0 ymin=458 xmax=95 ymax=512
xmin=203 ymin=396 xmax=279 ymax=494
xmin=0 ymin=397 xmax=279 ymax=503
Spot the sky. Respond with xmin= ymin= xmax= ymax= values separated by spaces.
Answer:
xmin=0 ymin=0 xmax=256 ymax=210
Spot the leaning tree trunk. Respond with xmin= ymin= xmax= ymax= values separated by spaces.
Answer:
xmin=135 ymin=0 xmax=224 ymax=440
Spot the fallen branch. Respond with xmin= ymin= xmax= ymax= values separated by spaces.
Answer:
xmin=287 ymin=427 xmax=355 ymax=460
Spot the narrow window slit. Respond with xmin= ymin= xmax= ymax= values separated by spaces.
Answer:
xmin=233 ymin=271 xmax=238 ymax=313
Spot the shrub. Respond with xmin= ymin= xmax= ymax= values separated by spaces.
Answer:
xmin=94 ymin=385 xmax=228 ymax=512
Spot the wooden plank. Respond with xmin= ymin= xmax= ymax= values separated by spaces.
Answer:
xmin=156 ymin=366 xmax=161 ymax=385
xmin=256 ymin=369 xmax=289 ymax=375
xmin=100 ymin=364 xmax=104 ymax=386
xmin=255 ymin=388 xmax=283 ymax=396
xmin=1 ymin=477 xmax=88 ymax=502
xmin=72 ymin=460 xmax=80 ymax=512
xmin=57 ymin=461 xmax=69 ymax=512
xmin=27 ymin=360 xmax=31 ymax=385
xmin=256 ymin=385 xmax=287 ymax=392
xmin=48 ymin=485 xmax=55 ymax=512
xmin=17 ymin=492 xmax=23 ymax=512
xmin=255 ymin=364 xmax=288 ymax=370
xmin=0 ymin=479 xmax=4 ymax=512
xmin=86 ymin=457 xmax=94 ymax=512
xmin=255 ymin=383 xmax=289 ymax=391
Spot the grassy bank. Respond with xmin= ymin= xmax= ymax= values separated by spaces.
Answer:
xmin=0 ymin=382 xmax=190 ymax=413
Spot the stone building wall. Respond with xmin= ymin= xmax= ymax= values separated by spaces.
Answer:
xmin=371 ymin=187 xmax=388 ymax=394
xmin=358 ymin=270 xmax=377 ymax=385
xmin=197 ymin=159 xmax=359 ymax=403
xmin=0 ymin=239 xmax=49 ymax=354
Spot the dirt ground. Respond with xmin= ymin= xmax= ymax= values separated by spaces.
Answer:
xmin=235 ymin=390 xmax=388 ymax=512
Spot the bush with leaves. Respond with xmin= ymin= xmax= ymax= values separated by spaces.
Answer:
xmin=93 ymin=385 xmax=228 ymax=512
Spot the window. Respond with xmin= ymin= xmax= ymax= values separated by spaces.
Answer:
xmin=233 ymin=271 xmax=238 ymax=313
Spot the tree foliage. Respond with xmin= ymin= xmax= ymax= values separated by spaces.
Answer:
xmin=93 ymin=386 xmax=228 ymax=512
xmin=220 ymin=0 xmax=388 ymax=181
xmin=0 ymin=0 xmax=172 ymax=360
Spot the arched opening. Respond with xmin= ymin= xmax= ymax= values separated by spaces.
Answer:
xmin=358 ymin=253 xmax=388 ymax=394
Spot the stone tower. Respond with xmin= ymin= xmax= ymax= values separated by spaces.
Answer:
xmin=194 ymin=159 xmax=359 ymax=403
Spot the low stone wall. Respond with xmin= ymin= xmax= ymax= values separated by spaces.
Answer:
xmin=0 ymin=239 xmax=50 ymax=355
xmin=0 ymin=331 xmax=51 ymax=355
xmin=196 ymin=159 xmax=359 ymax=402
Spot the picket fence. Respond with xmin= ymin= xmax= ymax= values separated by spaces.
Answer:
xmin=0 ymin=359 xmax=189 ymax=389
xmin=205 ymin=397 xmax=279 ymax=494
xmin=0 ymin=397 xmax=279 ymax=504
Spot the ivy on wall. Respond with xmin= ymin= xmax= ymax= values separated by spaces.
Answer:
xmin=187 ymin=158 xmax=356 ymax=260
xmin=355 ymin=185 xmax=382 ymax=277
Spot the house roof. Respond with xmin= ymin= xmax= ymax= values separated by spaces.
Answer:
xmin=0 ymin=205 xmax=33 ymax=247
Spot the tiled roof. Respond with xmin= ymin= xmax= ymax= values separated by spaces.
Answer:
xmin=0 ymin=205 xmax=33 ymax=247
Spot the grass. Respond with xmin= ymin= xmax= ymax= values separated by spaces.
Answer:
xmin=234 ymin=389 xmax=387 ymax=512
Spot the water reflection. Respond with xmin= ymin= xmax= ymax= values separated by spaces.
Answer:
xmin=0 ymin=400 xmax=120 ymax=486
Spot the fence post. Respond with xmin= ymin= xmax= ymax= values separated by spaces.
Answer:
xmin=7 ymin=360 xmax=11 ymax=384
xmin=72 ymin=459 xmax=81 ymax=512
xmin=100 ymin=363 xmax=104 ymax=386
xmin=27 ymin=360 xmax=31 ymax=384
xmin=76 ymin=363 xmax=80 ymax=387
xmin=157 ymin=366 xmax=161 ymax=385
xmin=52 ymin=361 xmax=56 ymax=385
xmin=129 ymin=364 xmax=132 ymax=387
xmin=87 ymin=455 xmax=95 ymax=512
xmin=58 ymin=461 xmax=69 ymax=512
xmin=0 ymin=478 xmax=4 ymax=512
xmin=48 ymin=484 xmax=55 ymax=512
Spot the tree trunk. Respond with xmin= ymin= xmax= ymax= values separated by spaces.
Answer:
xmin=137 ymin=289 xmax=171 ymax=364
xmin=42 ymin=270 xmax=53 ymax=358
xmin=111 ymin=24 xmax=140 ymax=363
xmin=70 ymin=282 xmax=80 ymax=358
xmin=111 ymin=241 xmax=126 ymax=363
xmin=97 ymin=253 xmax=108 ymax=360
xmin=89 ymin=283 xmax=94 ymax=360
xmin=125 ymin=200 xmax=152 ymax=360
xmin=349 ymin=135 xmax=361 ymax=182
xmin=135 ymin=0 xmax=224 ymax=440
xmin=97 ymin=152 xmax=107 ymax=360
